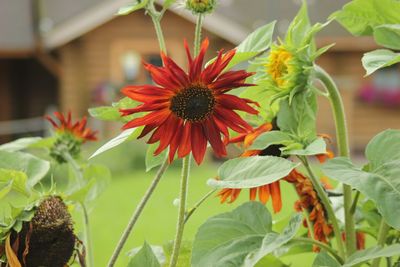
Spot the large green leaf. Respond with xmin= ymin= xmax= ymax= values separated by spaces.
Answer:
xmin=207 ymin=21 xmax=276 ymax=71
xmin=248 ymin=131 xmax=292 ymax=150
xmin=277 ymin=91 xmax=317 ymax=144
xmin=0 ymin=151 xmax=49 ymax=187
xmin=90 ymin=128 xmax=140 ymax=159
xmin=243 ymin=213 xmax=302 ymax=266
xmin=284 ymin=138 xmax=327 ymax=156
xmin=0 ymin=137 xmax=42 ymax=152
xmin=127 ymin=242 xmax=161 ymax=267
xmin=145 ymin=143 xmax=167 ymax=172
xmin=88 ymin=106 xmax=121 ymax=122
xmin=192 ymin=202 xmax=302 ymax=267
xmin=323 ymin=130 xmax=400 ymax=230
xmin=207 ymin=156 xmax=298 ymax=189
xmin=332 ymin=0 xmax=400 ymax=36
xmin=362 ymin=49 xmax=400 ymax=76
xmin=342 ymin=244 xmax=400 ymax=267
xmin=373 ymin=24 xmax=400 ymax=50
xmin=312 ymin=252 xmax=341 ymax=267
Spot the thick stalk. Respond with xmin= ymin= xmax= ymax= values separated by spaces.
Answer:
xmin=315 ymin=65 xmax=357 ymax=256
xmin=150 ymin=14 xmax=167 ymax=53
xmin=301 ymin=157 xmax=346 ymax=259
xmin=194 ymin=15 xmax=204 ymax=55
xmin=107 ymin=158 xmax=169 ymax=267
xmin=169 ymin=156 xmax=191 ymax=267
xmin=371 ymin=220 xmax=390 ymax=267
xmin=292 ymin=237 xmax=344 ymax=265
xmin=62 ymin=152 xmax=94 ymax=267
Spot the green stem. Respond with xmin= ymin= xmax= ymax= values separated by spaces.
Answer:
xmin=301 ymin=156 xmax=346 ymax=259
xmin=62 ymin=151 xmax=94 ymax=267
xmin=81 ymin=203 xmax=94 ymax=267
xmin=350 ymin=191 xmax=361 ymax=215
xmin=169 ymin=156 xmax=191 ymax=267
xmin=315 ymin=65 xmax=357 ymax=256
xmin=147 ymin=3 xmax=167 ymax=54
xmin=292 ymin=237 xmax=344 ymax=265
xmin=194 ymin=15 xmax=204 ymax=55
xmin=184 ymin=189 xmax=216 ymax=224
xmin=371 ymin=220 xmax=390 ymax=267
xmin=107 ymin=158 xmax=169 ymax=267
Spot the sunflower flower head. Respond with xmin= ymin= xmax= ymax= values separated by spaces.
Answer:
xmin=185 ymin=0 xmax=216 ymax=14
xmin=46 ymin=111 xmax=97 ymax=163
xmin=121 ymin=39 xmax=258 ymax=165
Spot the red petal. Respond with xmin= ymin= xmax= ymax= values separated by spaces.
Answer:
xmin=122 ymin=85 xmax=173 ymax=102
xmin=122 ymin=109 xmax=170 ymax=129
xmin=178 ymin=123 xmax=192 ymax=158
xmin=217 ymin=94 xmax=259 ymax=114
xmin=154 ymin=115 xmax=180 ymax=155
xmin=168 ymin=119 xmax=184 ymax=162
xmin=213 ymin=115 xmax=229 ymax=138
xmin=191 ymin=123 xmax=207 ymax=165
xmin=184 ymin=39 xmax=193 ymax=66
xmin=210 ymin=70 xmax=254 ymax=91
xmin=270 ymin=182 xmax=282 ymax=213
xmin=203 ymin=119 xmax=226 ymax=158
xmin=143 ymin=63 xmax=180 ymax=91
xmin=120 ymin=101 xmax=169 ymax=115
xmin=214 ymin=107 xmax=252 ymax=133
xmin=161 ymin=52 xmax=190 ymax=87
xmin=189 ymin=38 xmax=209 ymax=82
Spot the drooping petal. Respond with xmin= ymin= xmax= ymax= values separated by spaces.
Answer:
xmin=168 ymin=119 xmax=184 ymax=162
xmin=191 ymin=123 xmax=207 ymax=165
xmin=178 ymin=123 xmax=192 ymax=158
xmin=203 ymin=119 xmax=226 ymax=158
xmin=270 ymin=182 xmax=282 ymax=213
xmin=217 ymin=94 xmax=259 ymax=114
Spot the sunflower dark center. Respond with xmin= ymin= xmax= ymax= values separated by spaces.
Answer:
xmin=170 ymin=86 xmax=215 ymax=122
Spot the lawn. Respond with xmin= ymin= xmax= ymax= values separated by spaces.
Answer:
xmin=71 ymin=158 xmax=317 ymax=266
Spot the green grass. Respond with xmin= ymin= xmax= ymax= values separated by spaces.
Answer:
xmin=72 ymin=161 xmax=317 ymax=266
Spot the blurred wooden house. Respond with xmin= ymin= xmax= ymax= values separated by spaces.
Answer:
xmin=0 ymin=0 xmax=399 ymax=152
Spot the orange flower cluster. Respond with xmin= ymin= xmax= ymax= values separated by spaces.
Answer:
xmin=285 ymin=169 xmax=333 ymax=249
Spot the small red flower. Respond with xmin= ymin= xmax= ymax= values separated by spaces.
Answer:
xmin=120 ymin=39 xmax=258 ymax=164
xmin=45 ymin=111 xmax=97 ymax=142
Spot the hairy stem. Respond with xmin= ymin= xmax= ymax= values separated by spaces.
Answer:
xmin=147 ymin=3 xmax=167 ymax=54
xmin=301 ymin=156 xmax=346 ymax=259
xmin=315 ymin=65 xmax=356 ymax=256
xmin=194 ymin=14 xmax=204 ymax=55
xmin=184 ymin=189 xmax=216 ymax=224
xmin=169 ymin=156 xmax=191 ymax=267
xmin=371 ymin=220 xmax=390 ymax=267
xmin=292 ymin=237 xmax=344 ymax=264
xmin=107 ymin=158 xmax=169 ymax=267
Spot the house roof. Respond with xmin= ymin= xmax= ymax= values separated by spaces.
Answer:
xmin=0 ymin=0 xmax=353 ymax=54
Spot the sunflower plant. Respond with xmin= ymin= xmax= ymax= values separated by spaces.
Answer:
xmin=0 ymin=112 xmax=110 ymax=267
xmin=86 ymin=0 xmax=400 ymax=266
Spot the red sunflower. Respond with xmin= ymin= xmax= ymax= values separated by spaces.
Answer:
xmin=45 ymin=111 xmax=97 ymax=142
xmin=120 ymin=39 xmax=258 ymax=164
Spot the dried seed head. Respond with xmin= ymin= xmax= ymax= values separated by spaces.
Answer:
xmin=17 ymin=196 xmax=76 ymax=267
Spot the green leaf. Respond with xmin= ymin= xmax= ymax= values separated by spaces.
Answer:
xmin=255 ymin=255 xmax=289 ymax=267
xmin=248 ymin=131 xmax=292 ymax=150
xmin=362 ymin=49 xmax=400 ymax=75
xmin=191 ymin=202 xmax=301 ymax=267
xmin=0 ymin=151 xmax=49 ymax=187
xmin=285 ymin=137 xmax=326 ymax=156
xmin=117 ymin=0 xmax=149 ymax=15
xmin=0 ymin=169 xmax=29 ymax=197
xmin=207 ymin=156 xmax=298 ymax=189
xmin=207 ymin=21 xmax=276 ymax=70
xmin=90 ymin=128 xmax=140 ymax=159
xmin=163 ymin=0 xmax=176 ymax=9
xmin=67 ymin=164 xmax=111 ymax=204
xmin=323 ymin=128 xmax=400 ymax=230
xmin=277 ymin=91 xmax=317 ymax=144
xmin=127 ymin=241 xmax=161 ymax=267
xmin=286 ymin=0 xmax=311 ymax=46
xmin=312 ymin=252 xmax=341 ymax=267
xmin=0 ymin=181 xmax=13 ymax=200
xmin=373 ymin=24 xmax=400 ymax=50
xmin=342 ymin=244 xmax=400 ymax=267
xmin=243 ymin=213 xmax=303 ymax=266
xmin=88 ymin=106 xmax=121 ymax=122
xmin=331 ymin=0 xmax=400 ymax=36
xmin=145 ymin=143 xmax=167 ymax=172
xmin=0 ymin=137 xmax=42 ymax=152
